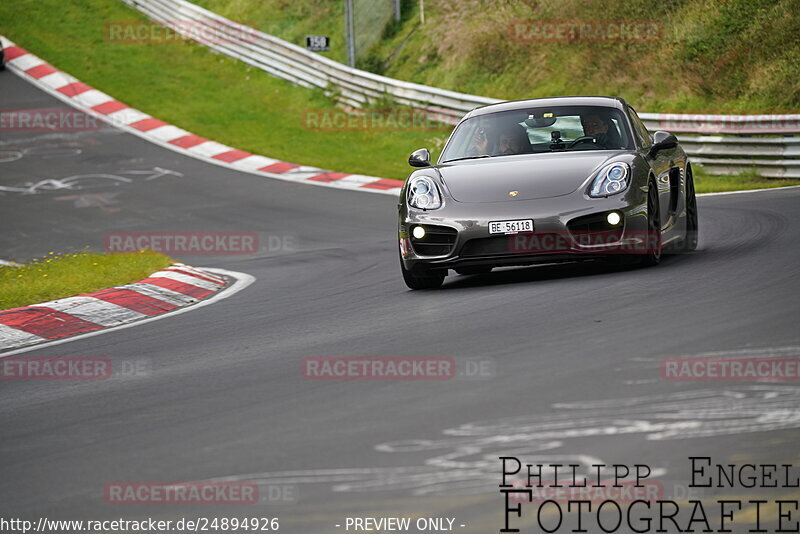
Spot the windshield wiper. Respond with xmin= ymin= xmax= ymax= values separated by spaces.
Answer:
xmin=443 ymin=154 xmax=491 ymax=163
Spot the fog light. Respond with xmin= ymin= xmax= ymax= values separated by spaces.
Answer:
xmin=606 ymin=212 xmax=622 ymax=226
xmin=412 ymin=226 xmax=426 ymax=239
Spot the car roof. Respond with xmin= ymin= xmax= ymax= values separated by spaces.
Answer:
xmin=464 ymin=96 xmax=629 ymax=120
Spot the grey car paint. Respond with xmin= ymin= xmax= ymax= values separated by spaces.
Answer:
xmin=398 ymin=96 xmax=695 ymax=287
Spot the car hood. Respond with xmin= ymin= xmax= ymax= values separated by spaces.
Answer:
xmin=437 ymin=152 xmax=619 ymax=203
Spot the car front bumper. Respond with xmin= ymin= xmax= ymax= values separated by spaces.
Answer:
xmin=399 ymin=189 xmax=650 ymax=272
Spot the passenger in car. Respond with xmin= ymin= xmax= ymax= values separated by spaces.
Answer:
xmin=495 ymin=123 xmax=532 ymax=156
xmin=467 ymin=126 xmax=492 ymax=156
xmin=466 ymin=121 xmax=533 ymax=157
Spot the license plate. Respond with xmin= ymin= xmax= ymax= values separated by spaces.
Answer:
xmin=488 ymin=219 xmax=534 ymax=234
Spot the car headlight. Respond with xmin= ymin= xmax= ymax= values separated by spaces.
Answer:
xmin=589 ymin=163 xmax=630 ymax=198
xmin=407 ymin=176 xmax=442 ymax=210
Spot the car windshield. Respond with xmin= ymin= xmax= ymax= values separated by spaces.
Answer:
xmin=440 ymin=105 xmax=633 ymax=163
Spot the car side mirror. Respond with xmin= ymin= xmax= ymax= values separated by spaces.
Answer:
xmin=650 ymin=131 xmax=678 ymax=155
xmin=408 ymin=148 xmax=431 ymax=167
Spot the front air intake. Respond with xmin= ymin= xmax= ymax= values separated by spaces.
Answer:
xmin=409 ymin=225 xmax=458 ymax=256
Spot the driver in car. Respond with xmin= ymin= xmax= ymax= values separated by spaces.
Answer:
xmin=580 ymin=113 xmax=622 ymax=148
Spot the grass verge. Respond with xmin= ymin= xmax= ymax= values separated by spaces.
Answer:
xmin=0 ymin=251 xmax=173 ymax=311
xmin=693 ymin=167 xmax=800 ymax=194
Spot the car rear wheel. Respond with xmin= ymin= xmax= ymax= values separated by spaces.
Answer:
xmin=640 ymin=177 xmax=662 ymax=266
xmin=400 ymin=255 xmax=445 ymax=289
xmin=679 ymin=167 xmax=699 ymax=252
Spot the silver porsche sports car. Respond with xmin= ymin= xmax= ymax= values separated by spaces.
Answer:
xmin=398 ymin=96 xmax=698 ymax=289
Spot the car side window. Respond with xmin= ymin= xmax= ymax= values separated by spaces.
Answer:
xmin=628 ymin=106 xmax=652 ymax=149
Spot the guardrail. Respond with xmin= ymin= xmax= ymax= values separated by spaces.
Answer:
xmin=121 ymin=0 xmax=499 ymax=118
xmin=121 ymin=0 xmax=800 ymax=178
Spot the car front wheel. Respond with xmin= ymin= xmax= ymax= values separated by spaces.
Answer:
xmin=679 ymin=167 xmax=699 ymax=252
xmin=640 ymin=177 xmax=662 ymax=266
xmin=400 ymin=255 xmax=445 ymax=290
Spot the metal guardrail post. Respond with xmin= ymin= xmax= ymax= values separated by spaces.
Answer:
xmin=344 ymin=0 xmax=356 ymax=68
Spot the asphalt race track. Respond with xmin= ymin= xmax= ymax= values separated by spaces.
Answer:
xmin=2 ymin=67 xmax=800 ymax=533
